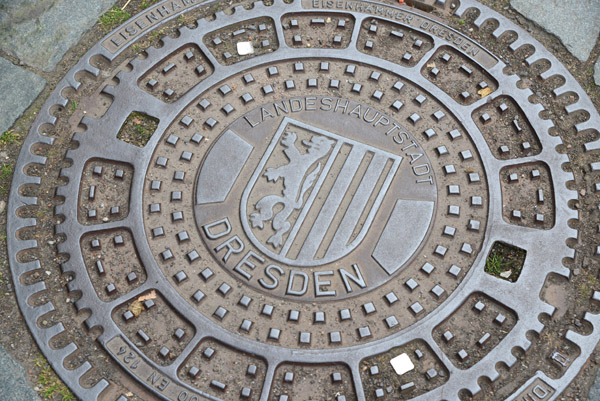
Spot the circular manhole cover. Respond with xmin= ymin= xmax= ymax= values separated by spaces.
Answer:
xmin=7 ymin=0 xmax=600 ymax=400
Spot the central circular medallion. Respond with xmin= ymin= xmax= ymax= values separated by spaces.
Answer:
xmin=195 ymin=97 xmax=438 ymax=293
xmin=143 ymin=59 xmax=489 ymax=339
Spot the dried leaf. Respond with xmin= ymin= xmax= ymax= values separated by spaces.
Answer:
xmin=477 ymin=87 xmax=492 ymax=98
xmin=129 ymin=300 xmax=144 ymax=317
xmin=500 ymin=270 xmax=512 ymax=278
xmin=426 ymin=62 xmax=436 ymax=68
xmin=128 ymin=291 xmax=157 ymax=317
xmin=138 ymin=290 xmax=157 ymax=302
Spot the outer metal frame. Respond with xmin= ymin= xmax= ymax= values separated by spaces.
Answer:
xmin=7 ymin=0 xmax=599 ymax=400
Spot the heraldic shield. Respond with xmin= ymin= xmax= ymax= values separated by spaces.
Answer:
xmin=240 ymin=118 xmax=402 ymax=267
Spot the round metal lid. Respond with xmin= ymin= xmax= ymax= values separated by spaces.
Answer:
xmin=7 ymin=0 xmax=600 ymax=400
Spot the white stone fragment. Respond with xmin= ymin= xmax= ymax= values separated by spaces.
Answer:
xmin=390 ymin=353 xmax=414 ymax=375
xmin=236 ymin=42 xmax=254 ymax=56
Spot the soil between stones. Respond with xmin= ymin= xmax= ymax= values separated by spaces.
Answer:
xmin=1 ymin=0 xmax=599 ymax=400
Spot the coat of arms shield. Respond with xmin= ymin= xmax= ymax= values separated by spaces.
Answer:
xmin=240 ymin=118 xmax=402 ymax=267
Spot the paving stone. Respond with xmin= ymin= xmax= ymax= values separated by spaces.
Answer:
xmin=510 ymin=0 xmax=600 ymax=61
xmin=589 ymin=378 xmax=600 ymax=401
xmin=0 ymin=57 xmax=46 ymax=133
xmin=589 ymin=367 xmax=600 ymax=401
xmin=0 ymin=0 xmax=118 ymax=71
xmin=0 ymin=346 xmax=42 ymax=401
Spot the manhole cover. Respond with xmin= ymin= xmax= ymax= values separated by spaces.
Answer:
xmin=7 ymin=0 xmax=600 ymax=400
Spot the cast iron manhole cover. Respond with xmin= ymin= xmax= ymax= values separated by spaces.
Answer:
xmin=8 ymin=0 xmax=600 ymax=400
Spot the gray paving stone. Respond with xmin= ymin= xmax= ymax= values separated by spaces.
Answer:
xmin=0 ymin=0 xmax=118 ymax=71
xmin=0 ymin=345 xmax=42 ymax=401
xmin=510 ymin=0 xmax=600 ymax=62
xmin=589 ymin=371 xmax=600 ymax=401
xmin=595 ymin=57 xmax=600 ymax=86
xmin=0 ymin=57 xmax=46 ymax=133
